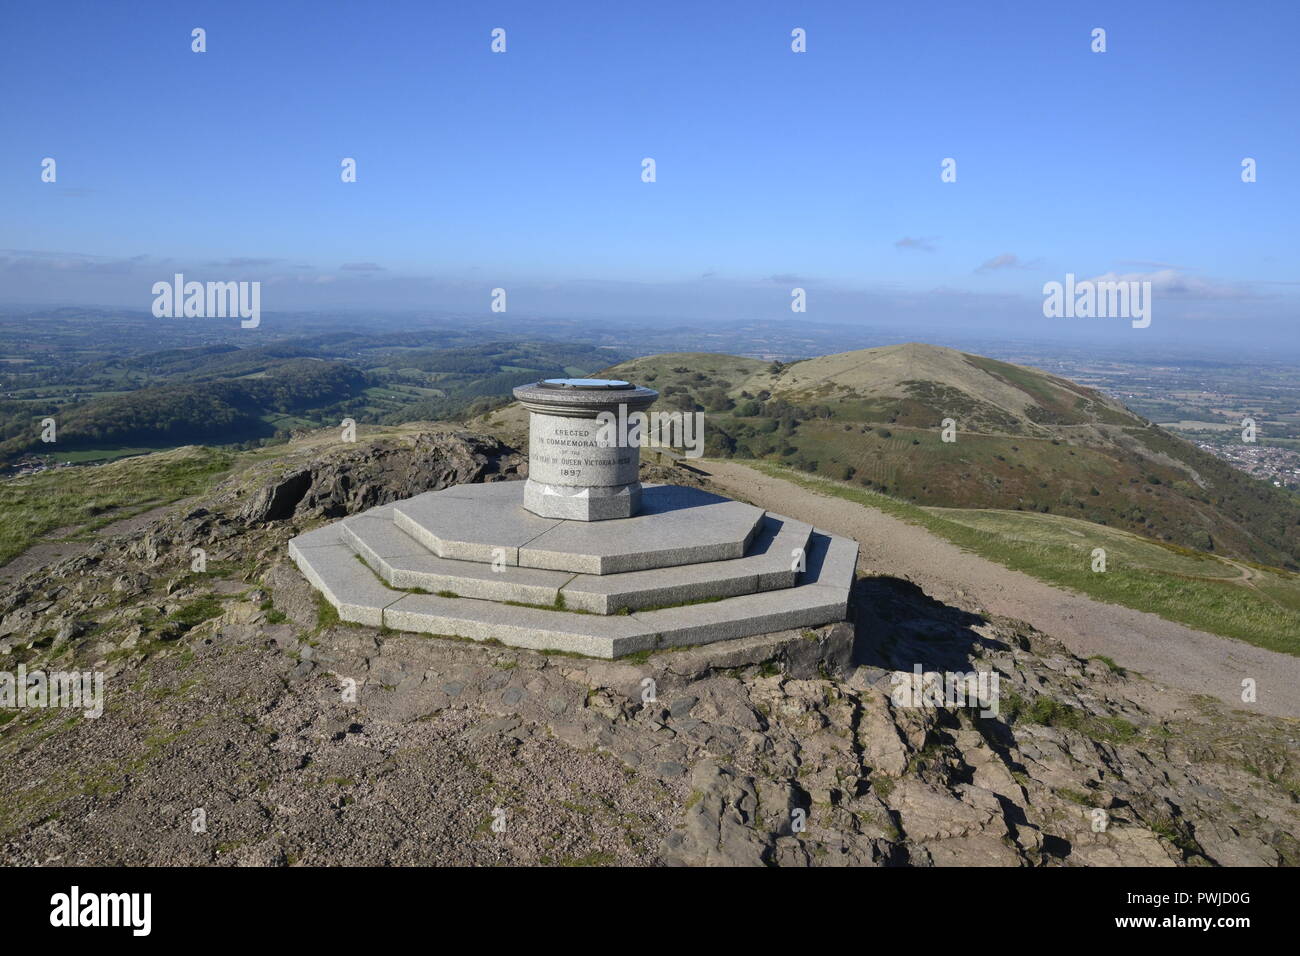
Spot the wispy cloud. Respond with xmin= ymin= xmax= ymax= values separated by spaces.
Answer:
xmin=1082 ymin=268 xmax=1254 ymax=300
xmin=1114 ymin=258 xmax=1185 ymax=270
xmin=340 ymin=262 xmax=387 ymax=272
xmin=0 ymin=249 xmax=149 ymax=274
xmin=208 ymin=256 xmax=280 ymax=268
xmin=977 ymin=252 xmax=1025 ymax=272
xmin=895 ymin=236 xmax=938 ymax=252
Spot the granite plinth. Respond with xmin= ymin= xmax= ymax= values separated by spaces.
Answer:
xmin=288 ymin=480 xmax=857 ymax=659
xmin=512 ymin=378 xmax=659 ymax=521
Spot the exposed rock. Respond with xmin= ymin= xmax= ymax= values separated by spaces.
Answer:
xmin=0 ymin=426 xmax=1295 ymax=867
xmin=664 ymin=762 xmax=767 ymax=867
xmin=241 ymin=469 xmax=313 ymax=523
xmin=238 ymin=431 xmax=525 ymax=524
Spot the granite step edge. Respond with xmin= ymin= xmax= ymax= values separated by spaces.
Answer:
xmin=337 ymin=507 xmax=815 ymax=614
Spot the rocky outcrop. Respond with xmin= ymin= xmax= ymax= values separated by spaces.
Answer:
xmin=241 ymin=470 xmax=313 ymax=522
xmin=0 ymin=426 xmax=1295 ymax=867
xmin=238 ymin=430 xmax=525 ymax=523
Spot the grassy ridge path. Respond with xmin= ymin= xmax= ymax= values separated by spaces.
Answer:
xmin=698 ymin=459 xmax=1300 ymax=720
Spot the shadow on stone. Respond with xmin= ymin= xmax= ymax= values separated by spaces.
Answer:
xmin=848 ymin=574 xmax=1006 ymax=673
xmin=636 ymin=485 xmax=732 ymax=516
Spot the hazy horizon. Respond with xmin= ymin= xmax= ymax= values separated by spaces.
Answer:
xmin=4 ymin=0 xmax=1297 ymax=357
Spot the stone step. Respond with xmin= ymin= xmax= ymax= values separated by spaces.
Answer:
xmin=799 ymin=530 xmax=859 ymax=590
xmin=383 ymin=592 xmax=649 ymax=658
xmin=557 ymin=514 xmax=812 ymax=613
xmin=288 ymin=538 xmax=403 ymax=627
xmin=338 ymin=506 xmax=813 ymax=614
xmin=384 ymin=577 xmax=850 ymax=659
xmin=288 ymin=515 xmax=857 ymax=659
xmin=625 ymin=580 xmax=851 ymax=653
xmin=340 ymin=512 xmax=572 ymax=606
xmin=393 ymin=481 xmax=765 ymax=575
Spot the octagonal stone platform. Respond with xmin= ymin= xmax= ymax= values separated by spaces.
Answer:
xmin=393 ymin=482 xmax=765 ymax=574
xmin=288 ymin=480 xmax=858 ymax=659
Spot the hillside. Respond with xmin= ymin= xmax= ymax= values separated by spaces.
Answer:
xmin=588 ymin=344 xmax=1300 ymax=569
xmin=0 ymin=338 xmax=623 ymax=466
xmin=1 ymin=426 xmax=1295 ymax=866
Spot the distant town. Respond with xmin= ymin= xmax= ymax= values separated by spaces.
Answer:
xmin=1194 ymin=441 xmax=1300 ymax=491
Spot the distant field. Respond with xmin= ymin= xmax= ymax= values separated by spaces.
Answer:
xmin=48 ymin=446 xmax=169 ymax=464
xmin=1158 ymin=420 xmax=1238 ymax=431
xmin=749 ymin=462 xmax=1300 ymax=656
xmin=0 ymin=336 xmax=623 ymax=467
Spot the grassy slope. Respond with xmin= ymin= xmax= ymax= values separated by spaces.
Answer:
xmin=745 ymin=461 xmax=1300 ymax=656
xmin=0 ymin=422 xmax=445 ymax=570
xmin=0 ymin=446 xmax=235 ymax=567
xmin=602 ymin=345 xmax=1300 ymax=569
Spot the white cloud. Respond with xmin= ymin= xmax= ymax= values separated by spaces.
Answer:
xmin=1082 ymin=268 xmax=1253 ymax=300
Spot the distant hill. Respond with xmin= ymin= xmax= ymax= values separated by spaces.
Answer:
xmin=0 ymin=339 xmax=624 ymax=465
xmin=0 ymin=359 xmax=369 ymax=457
xmin=593 ymin=344 xmax=1300 ymax=569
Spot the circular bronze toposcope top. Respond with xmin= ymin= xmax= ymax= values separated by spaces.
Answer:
xmin=513 ymin=378 xmax=658 ymax=414
xmin=538 ymin=378 xmax=632 ymax=389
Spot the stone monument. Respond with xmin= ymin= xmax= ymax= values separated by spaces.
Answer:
xmin=288 ymin=376 xmax=857 ymax=658
xmin=513 ymin=378 xmax=658 ymax=520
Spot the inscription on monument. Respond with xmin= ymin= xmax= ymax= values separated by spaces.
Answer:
xmin=528 ymin=417 xmax=635 ymax=487
xmin=512 ymin=377 xmax=659 ymax=521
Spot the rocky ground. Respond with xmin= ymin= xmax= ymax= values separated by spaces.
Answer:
xmin=0 ymin=427 xmax=1296 ymax=866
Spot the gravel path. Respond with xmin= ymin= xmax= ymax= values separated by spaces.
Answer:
xmin=698 ymin=460 xmax=1300 ymax=720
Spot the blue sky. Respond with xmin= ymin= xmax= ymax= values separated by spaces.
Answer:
xmin=2 ymin=0 xmax=1297 ymax=349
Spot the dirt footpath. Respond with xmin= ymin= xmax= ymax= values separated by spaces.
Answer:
xmin=0 ymin=501 xmax=191 ymax=586
xmin=698 ymin=460 xmax=1300 ymax=721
